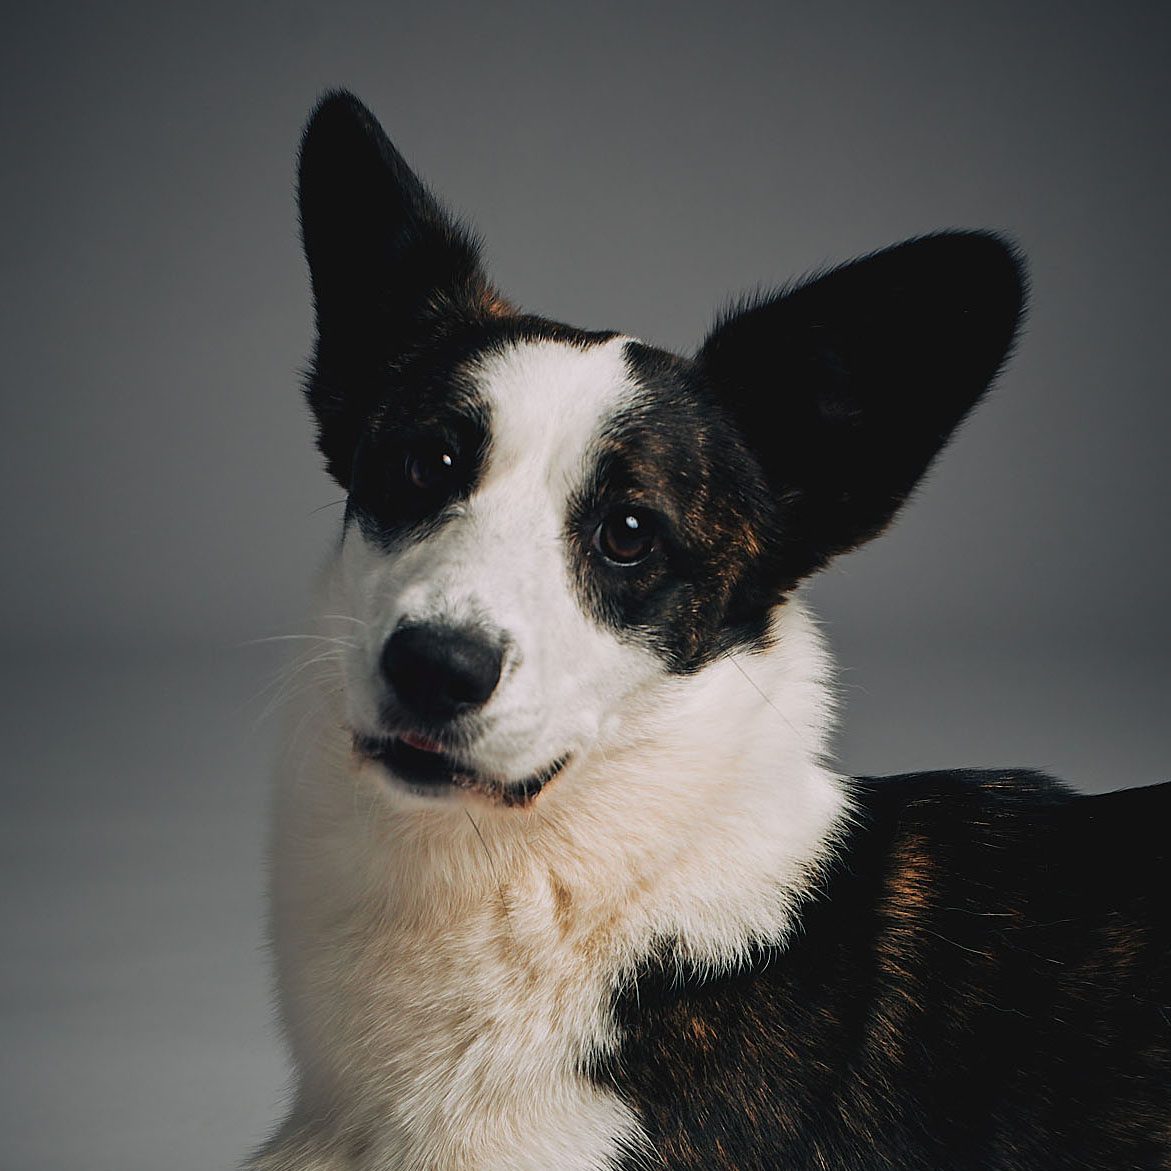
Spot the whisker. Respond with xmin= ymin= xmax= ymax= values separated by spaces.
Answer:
xmin=264 ymin=648 xmax=347 ymax=692
xmin=252 ymin=645 xmax=348 ymax=696
xmin=254 ymin=661 xmax=347 ymax=729
xmin=464 ymin=810 xmax=518 ymax=951
xmin=723 ymin=651 xmax=801 ymax=737
xmin=251 ymin=649 xmax=347 ymax=718
xmin=239 ymin=634 xmax=357 ymax=648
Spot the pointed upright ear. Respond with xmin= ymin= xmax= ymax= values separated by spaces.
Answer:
xmin=698 ymin=232 xmax=1026 ymax=580
xmin=297 ymin=91 xmax=505 ymax=485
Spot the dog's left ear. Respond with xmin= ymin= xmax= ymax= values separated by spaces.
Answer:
xmin=297 ymin=90 xmax=506 ymax=486
xmin=698 ymin=231 xmax=1025 ymax=579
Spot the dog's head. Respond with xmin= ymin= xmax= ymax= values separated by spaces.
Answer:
xmin=297 ymin=92 xmax=1024 ymax=811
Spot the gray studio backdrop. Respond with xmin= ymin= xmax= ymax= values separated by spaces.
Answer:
xmin=2 ymin=3 xmax=1168 ymax=1168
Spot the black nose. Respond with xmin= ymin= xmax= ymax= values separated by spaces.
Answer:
xmin=380 ymin=624 xmax=505 ymax=723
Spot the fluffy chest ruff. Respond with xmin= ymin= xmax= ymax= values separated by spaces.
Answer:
xmin=261 ymin=603 xmax=845 ymax=1171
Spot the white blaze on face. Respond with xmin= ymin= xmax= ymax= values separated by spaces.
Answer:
xmin=335 ymin=336 xmax=665 ymax=783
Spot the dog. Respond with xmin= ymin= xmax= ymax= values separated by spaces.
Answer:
xmin=248 ymin=91 xmax=1170 ymax=1171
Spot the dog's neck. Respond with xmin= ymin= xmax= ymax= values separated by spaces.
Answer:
xmin=281 ymin=598 xmax=845 ymax=968
xmin=271 ymin=599 xmax=847 ymax=1168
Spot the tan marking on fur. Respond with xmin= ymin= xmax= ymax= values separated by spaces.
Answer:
xmin=479 ymin=289 xmax=515 ymax=318
xmin=688 ymin=1014 xmax=716 ymax=1047
xmin=870 ymin=830 xmax=936 ymax=1066
xmin=1101 ymin=917 xmax=1146 ymax=977
xmin=882 ymin=831 xmax=935 ymax=921
xmin=551 ymin=873 xmax=575 ymax=938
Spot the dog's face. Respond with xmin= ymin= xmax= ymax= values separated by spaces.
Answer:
xmin=298 ymin=92 xmax=1024 ymax=810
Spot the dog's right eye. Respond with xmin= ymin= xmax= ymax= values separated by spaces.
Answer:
xmin=404 ymin=444 xmax=460 ymax=494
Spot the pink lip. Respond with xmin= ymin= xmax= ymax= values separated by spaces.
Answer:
xmin=398 ymin=730 xmax=446 ymax=755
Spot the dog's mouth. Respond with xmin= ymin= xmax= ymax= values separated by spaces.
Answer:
xmin=352 ymin=730 xmax=568 ymax=808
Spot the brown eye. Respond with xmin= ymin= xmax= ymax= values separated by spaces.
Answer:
xmin=404 ymin=445 xmax=458 ymax=493
xmin=593 ymin=507 xmax=658 ymax=565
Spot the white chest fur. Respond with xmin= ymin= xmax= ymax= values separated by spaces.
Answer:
xmin=253 ymin=601 xmax=846 ymax=1171
xmin=262 ymin=722 xmax=651 ymax=1170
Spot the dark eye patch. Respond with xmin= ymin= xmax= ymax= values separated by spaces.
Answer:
xmin=346 ymin=360 xmax=491 ymax=546
xmin=567 ymin=342 xmax=785 ymax=673
xmin=328 ymin=316 xmax=621 ymax=546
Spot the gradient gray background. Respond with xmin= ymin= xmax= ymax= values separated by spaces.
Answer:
xmin=2 ymin=3 xmax=1168 ymax=1168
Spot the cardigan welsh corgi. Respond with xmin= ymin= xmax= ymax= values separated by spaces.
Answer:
xmin=248 ymin=91 xmax=1170 ymax=1171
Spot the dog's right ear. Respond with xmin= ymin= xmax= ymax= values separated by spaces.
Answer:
xmin=297 ymin=91 xmax=504 ymax=486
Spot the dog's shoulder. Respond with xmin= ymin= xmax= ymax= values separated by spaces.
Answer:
xmin=599 ymin=770 xmax=1171 ymax=1170
xmin=853 ymin=768 xmax=1171 ymax=928
xmin=854 ymin=764 xmax=1170 ymax=875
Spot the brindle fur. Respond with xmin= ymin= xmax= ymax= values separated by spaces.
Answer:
xmin=601 ymin=771 xmax=1171 ymax=1170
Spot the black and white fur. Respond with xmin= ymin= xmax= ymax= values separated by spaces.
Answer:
xmin=249 ymin=93 xmax=1171 ymax=1171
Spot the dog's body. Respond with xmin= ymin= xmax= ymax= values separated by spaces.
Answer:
xmin=250 ymin=93 xmax=1170 ymax=1171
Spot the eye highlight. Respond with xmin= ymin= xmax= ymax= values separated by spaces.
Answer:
xmin=593 ymin=507 xmax=659 ymax=565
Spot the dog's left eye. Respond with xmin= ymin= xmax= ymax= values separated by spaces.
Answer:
xmin=593 ymin=507 xmax=659 ymax=565
xmin=404 ymin=444 xmax=460 ymax=494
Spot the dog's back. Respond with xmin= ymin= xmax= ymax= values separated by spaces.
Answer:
xmin=605 ymin=771 xmax=1171 ymax=1169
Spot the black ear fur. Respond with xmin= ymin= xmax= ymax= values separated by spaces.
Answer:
xmin=297 ymin=90 xmax=503 ymax=485
xmin=698 ymin=232 xmax=1026 ymax=580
